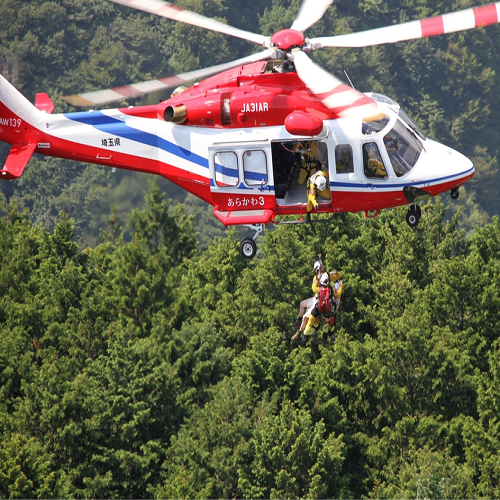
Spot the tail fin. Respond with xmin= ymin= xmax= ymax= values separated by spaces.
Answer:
xmin=1 ymin=143 xmax=37 ymax=179
xmin=0 ymin=75 xmax=51 ymax=179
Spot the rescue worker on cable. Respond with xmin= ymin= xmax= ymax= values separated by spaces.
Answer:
xmin=292 ymin=265 xmax=342 ymax=344
xmin=304 ymin=272 xmax=343 ymax=343
xmin=293 ymin=258 xmax=325 ymax=329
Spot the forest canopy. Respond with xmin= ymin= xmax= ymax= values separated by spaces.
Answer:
xmin=1 ymin=188 xmax=500 ymax=498
xmin=1 ymin=0 xmax=500 ymax=498
xmin=1 ymin=0 xmax=500 ymax=244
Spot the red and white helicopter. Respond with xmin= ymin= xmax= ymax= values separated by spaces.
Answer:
xmin=1 ymin=0 xmax=499 ymax=258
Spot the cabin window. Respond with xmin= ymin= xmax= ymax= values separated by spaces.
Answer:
xmin=243 ymin=149 xmax=268 ymax=186
xmin=214 ymin=151 xmax=238 ymax=187
xmin=363 ymin=142 xmax=387 ymax=179
xmin=335 ymin=145 xmax=354 ymax=174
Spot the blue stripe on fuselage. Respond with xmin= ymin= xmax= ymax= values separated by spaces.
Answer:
xmin=64 ymin=110 xmax=208 ymax=169
xmin=330 ymin=165 xmax=474 ymax=190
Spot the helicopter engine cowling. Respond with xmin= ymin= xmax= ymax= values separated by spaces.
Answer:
xmin=163 ymin=104 xmax=187 ymax=123
xmin=158 ymin=88 xmax=329 ymax=130
xmin=284 ymin=110 xmax=324 ymax=136
xmin=159 ymin=94 xmax=228 ymax=126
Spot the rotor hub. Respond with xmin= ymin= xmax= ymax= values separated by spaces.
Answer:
xmin=271 ymin=29 xmax=306 ymax=51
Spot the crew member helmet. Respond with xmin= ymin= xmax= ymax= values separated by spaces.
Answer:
xmin=315 ymin=175 xmax=327 ymax=191
xmin=319 ymin=272 xmax=330 ymax=286
xmin=313 ymin=260 xmax=323 ymax=273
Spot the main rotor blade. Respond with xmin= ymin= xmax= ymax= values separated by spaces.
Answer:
xmin=290 ymin=0 xmax=333 ymax=33
xmin=62 ymin=49 xmax=276 ymax=106
xmin=292 ymin=51 xmax=376 ymax=117
xmin=310 ymin=1 xmax=500 ymax=48
xmin=106 ymin=0 xmax=269 ymax=47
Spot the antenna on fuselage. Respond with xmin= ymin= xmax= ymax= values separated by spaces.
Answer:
xmin=343 ymin=70 xmax=355 ymax=89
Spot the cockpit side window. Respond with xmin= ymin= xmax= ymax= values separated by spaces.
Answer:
xmin=363 ymin=143 xmax=387 ymax=179
xmin=383 ymin=119 xmax=423 ymax=177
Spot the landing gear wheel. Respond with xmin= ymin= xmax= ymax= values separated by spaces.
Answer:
xmin=406 ymin=207 xmax=421 ymax=228
xmin=451 ymin=188 xmax=460 ymax=200
xmin=240 ymin=238 xmax=257 ymax=259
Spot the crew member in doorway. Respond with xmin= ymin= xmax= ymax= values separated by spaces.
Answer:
xmin=307 ymin=170 xmax=331 ymax=213
xmin=295 ymin=141 xmax=320 ymax=185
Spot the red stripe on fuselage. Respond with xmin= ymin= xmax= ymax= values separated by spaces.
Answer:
xmin=275 ymin=171 xmax=474 ymax=217
xmin=0 ymin=101 xmax=39 ymax=145
xmin=420 ymin=16 xmax=445 ymax=37
xmin=473 ymin=4 xmax=499 ymax=26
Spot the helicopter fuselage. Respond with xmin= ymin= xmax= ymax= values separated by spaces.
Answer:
xmin=0 ymin=62 xmax=473 ymax=229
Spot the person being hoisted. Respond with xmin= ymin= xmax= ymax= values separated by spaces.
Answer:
xmin=293 ymin=258 xmax=325 ymax=329
xmin=307 ymin=272 xmax=342 ymax=342
xmin=292 ymin=266 xmax=342 ymax=344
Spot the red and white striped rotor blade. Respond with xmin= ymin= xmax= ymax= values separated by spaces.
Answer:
xmin=106 ymin=0 xmax=269 ymax=47
xmin=290 ymin=0 xmax=333 ymax=33
xmin=62 ymin=49 xmax=276 ymax=106
xmin=310 ymin=1 xmax=500 ymax=48
xmin=292 ymin=51 xmax=376 ymax=117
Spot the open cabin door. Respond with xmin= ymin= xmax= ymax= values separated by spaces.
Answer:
xmin=209 ymin=142 xmax=276 ymax=226
xmin=271 ymin=139 xmax=331 ymax=208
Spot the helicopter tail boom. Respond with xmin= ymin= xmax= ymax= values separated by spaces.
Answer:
xmin=0 ymin=75 xmax=48 ymax=179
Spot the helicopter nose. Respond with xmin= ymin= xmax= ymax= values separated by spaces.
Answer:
xmin=415 ymin=139 xmax=474 ymax=185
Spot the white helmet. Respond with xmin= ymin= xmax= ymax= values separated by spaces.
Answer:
xmin=313 ymin=260 xmax=323 ymax=273
xmin=315 ymin=175 xmax=327 ymax=191
xmin=319 ymin=272 xmax=330 ymax=286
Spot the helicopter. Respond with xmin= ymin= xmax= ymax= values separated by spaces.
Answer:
xmin=1 ymin=0 xmax=498 ymax=259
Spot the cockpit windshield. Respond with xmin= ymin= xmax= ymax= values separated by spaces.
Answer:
xmin=399 ymin=108 xmax=427 ymax=141
xmin=383 ymin=119 xmax=423 ymax=177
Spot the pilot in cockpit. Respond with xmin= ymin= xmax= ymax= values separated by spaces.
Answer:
xmin=384 ymin=135 xmax=399 ymax=155
xmin=365 ymin=144 xmax=387 ymax=179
